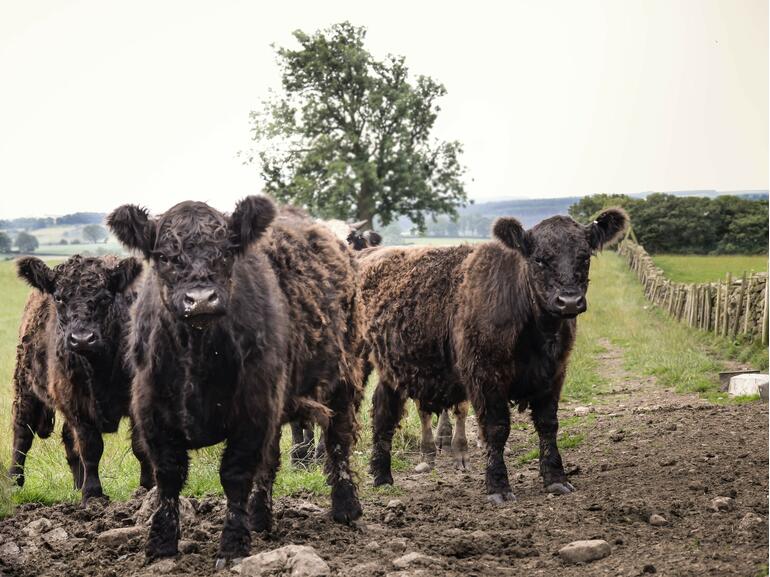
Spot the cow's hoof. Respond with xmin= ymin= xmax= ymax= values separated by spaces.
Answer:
xmin=332 ymin=482 xmax=363 ymax=524
xmin=486 ymin=491 xmax=516 ymax=505
xmin=81 ymin=492 xmax=108 ymax=506
xmin=546 ymin=482 xmax=576 ymax=495
xmin=453 ymin=453 xmax=468 ymax=470
xmin=145 ymin=540 xmax=178 ymax=561
xmin=372 ymin=472 xmax=394 ymax=487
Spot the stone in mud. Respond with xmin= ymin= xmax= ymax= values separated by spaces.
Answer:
xmin=648 ymin=514 xmax=668 ymax=526
xmin=134 ymin=487 xmax=196 ymax=527
xmin=22 ymin=517 xmax=53 ymax=537
xmin=386 ymin=499 xmax=405 ymax=512
xmin=96 ymin=526 xmax=145 ymax=547
xmin=558 ymin=539 xmax=611 ymax=564
xmin=414 ymin=462 xmax=431 ymax=474
xmin=609 ymin=430 xmax=625 ymax=442
xmin=0 ymin=541 xmax=22 ymax=563
xmin=41 ymin=527 xmax=68 ymax=546
xmin=343 ymin=561 xmax=385 ymax=577
xmin=385 ymin=538 xmax=408 ymax=553
xmin=392 ymin=552 xmax=439 ymax=570
xmin=738 ymin=512 xmax=764 ymax=535
xmin=574 ymin=406 xmax=592 ymax=416
xmin=239 ymin=544 xmax=330 ymax=577
xmin=135 ymin=558 xmax=175 ymax=576
xmin=709 ymin=496 xmax=735 ymax=512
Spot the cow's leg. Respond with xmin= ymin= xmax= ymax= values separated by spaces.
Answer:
xmin=130 ymin=420 xmax=155 ymax=490
xmin=145 ymin=433 xmax=189 ymax=560
xmin=451 ymin=402 xmax=470 ymax=470
xmin=217 ymin=432 xmax=265 ymax=563
xmin=289 ymin=421 xmax=314 ymax=467
xmin=8 ymin=392 xmax=46 ymax=487
xmin=531 ymin=394 xmax=574 ymax=495
xmin=61 ymin=422 xmax=84 ymax=490
xmin=324 ymin=397 xmax=362 ymax=524
xmin=435 ymin=409 xmax=453 ymax=453
xmin=74 ymin=422 xmax=106 ymax=503
xmin=249 ymin=430 xmax=280 ymax=534
xmin=369 ymin=378 xmax=406 ymax=487
xmin=417 ymin=405 xmax=436 ymax=470
xmin=313 ymin=431 xmax=326 ymax=462
xmin=469 ymin=386 xmax=514 ymax=504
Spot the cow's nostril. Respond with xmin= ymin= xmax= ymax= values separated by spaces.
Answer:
xmin=184 ymin=294 xmax=196 ymax=307
xmin=555 ymin=296 xmax=567 ymax=308
xmin=85 ymin=332 xmax=96 ymax=344
xmin=207 ymin=292 xmax=219 ymax=304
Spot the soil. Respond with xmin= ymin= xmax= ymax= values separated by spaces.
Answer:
xmin=1 ymin=343 xmax=767 ymax=577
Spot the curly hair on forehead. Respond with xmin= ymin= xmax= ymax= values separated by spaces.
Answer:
xmin=154 ymin=202 xmax=230 ymax=256
xmin=53 ymin=255 xmax=117 ymax=289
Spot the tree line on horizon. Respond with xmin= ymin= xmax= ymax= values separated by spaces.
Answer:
xmin=569 ymin=193 xmax=768 ymax=255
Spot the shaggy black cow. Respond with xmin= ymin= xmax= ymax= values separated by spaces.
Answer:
xmin=107 ymin=197 xmax=363 ymax=563
xmin=359 ymin=210 xmax=628 ymax=502
xmin=9 ymin=255 xmax=152 ymax=500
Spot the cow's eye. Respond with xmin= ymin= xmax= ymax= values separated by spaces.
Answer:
xmin=158 ymin=254 xmax=168 ymax=264
xmin=54 ymin=295 xmax=64 ymax=304
xmin=172 ymin=255 xmax=183 ymax=266
xmin=533 ymin=257 xmax=546 ymax=267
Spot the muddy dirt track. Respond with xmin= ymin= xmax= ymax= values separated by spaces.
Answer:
xmin=0 ymin=365 xmax=767 ymax=577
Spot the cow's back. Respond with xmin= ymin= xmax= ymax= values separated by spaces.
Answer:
xmin=359 ymin=244 xmax=473 ymax=412
xmin=261 ymin=213 xmax=363 ymax=412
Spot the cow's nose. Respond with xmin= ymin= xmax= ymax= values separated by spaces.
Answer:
xmin=183 ymin=288 xmax=222 ymax=316
xmin=555 ymin=293 xmax=586 ymax=316
xmin=69 ymin=331 xmax=96 ymax=349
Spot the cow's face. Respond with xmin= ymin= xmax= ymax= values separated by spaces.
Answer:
xmin=493 ymin=208 xmax=628 ymax=319
xmin=346 ymin=229 xmax=383 ymax=251
xmin=17 ymin=255 xmax=142 ymax=354
xmin=108 ymin=196 xmax=275 ymax=328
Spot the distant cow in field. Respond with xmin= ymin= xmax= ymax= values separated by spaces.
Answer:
xmin=360 ymin=210 xmax=628 ymax=502
xmin=107 ymin=197 xmax=364 ymax=564
xmin=9 ymin=255 xmax=152 ymax=501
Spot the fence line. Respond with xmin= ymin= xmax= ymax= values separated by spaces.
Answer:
xmin=618 ymin=240 xmax=769 ymax=344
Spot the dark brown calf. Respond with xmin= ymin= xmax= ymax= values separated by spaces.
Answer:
xmin=9 ymin=255 xmax=151 ymax=501
xmin=360 ymin=210 xmax=627 ymax=502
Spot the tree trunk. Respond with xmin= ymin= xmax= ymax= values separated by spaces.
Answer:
xmin=355 ymin=179 xmax=376 ymax=229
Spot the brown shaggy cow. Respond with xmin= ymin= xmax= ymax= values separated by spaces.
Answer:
xmin=107 ymin=197 xmax=363 ymax=564
xmin=360 ymin=210 xmax=628 ymax=503
xmin=9 ymin=255 xmax=151 ymax=501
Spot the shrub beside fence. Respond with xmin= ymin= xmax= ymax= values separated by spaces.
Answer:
xmin=619 ymin=240 xmax=769 ymax=344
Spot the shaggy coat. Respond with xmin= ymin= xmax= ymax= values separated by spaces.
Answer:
xmin=107 ymin=197 xmax=363 ymax=563
xmin=9 ymin=255 xmax=151 ymax=500
xmin=360 ymin=210 xmax=628 ymax=501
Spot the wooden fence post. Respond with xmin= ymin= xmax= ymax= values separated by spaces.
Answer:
xmin=722 ymin=273 xmax=731 ymax=337
xmin=732 ymin=272 xmax=747 ymax=337
xmin=762 ymin=281 xmax=769 ymax=346
xmin=714 ymin=282 xmax=721 ymax=335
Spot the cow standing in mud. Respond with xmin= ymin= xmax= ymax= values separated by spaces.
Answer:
xmin=360 ymin=210 xmax=628 ymax=502
xmin=289 ymin=217 xmax=382 ymax=466
xmin=108 ymin=197 xmax=363 ymax=564
xmin=9 ymin=255 xmax=153 ymax=500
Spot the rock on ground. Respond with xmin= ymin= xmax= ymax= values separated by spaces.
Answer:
xmin=96 ymin=526 xmax=145 ymax=547
xmin=709 ymin=497 xmax=736 ymax=512
xmin=558 ymin=539 xmax=612 ymax=564
xmin=134 ymin=487 xmax=196 ymax=527
xmin=649 ymin=514 xmax=668 ymax=526
xmin=238 ymin=544 xmax=330 ymax=577
xmin=391 ymin=552 xmax=439 ymax=570
xmin=22 ymin=518 xmax=53 ymax=537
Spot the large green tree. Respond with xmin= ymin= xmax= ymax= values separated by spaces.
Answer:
xmin=245 ymin=22 xmax=468 ymax=230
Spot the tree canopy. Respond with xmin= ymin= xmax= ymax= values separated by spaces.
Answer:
xmin=15 ymin=232 xmax=39 ymax=253
xmin=569 ymin=193 xmax=768 ymax=254
xmin=82 ymin=224 xmax=109 ymax=243
xmin=245 ymin=22 xmax=468 ymax=230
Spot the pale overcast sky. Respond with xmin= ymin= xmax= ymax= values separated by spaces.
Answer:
xmin=0 ymin=0 xmax=767 ymax=218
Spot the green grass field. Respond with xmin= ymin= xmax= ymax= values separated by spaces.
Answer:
xmin=652 ymin=254 xmax=768 ymax=283
xmin=0 ymin=246 xmax=760 ymax=516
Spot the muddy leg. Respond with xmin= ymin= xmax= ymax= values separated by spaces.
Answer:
xmin=249 ymin=431 xmax=280 ymax=534
xmin=531 ymin=394 xmax=574 ymax=495
xmin=145 ymin=434 xmax=189 ymax=560
xmin=218 ymin=434 xmax=264 ymax=563
xmin=324 ymin=400 xmax=362 ymax=524
xmin=369 ymin=378 xmax=406 ymax=487
xmin=61 ymin=422 xmax=84 ymax=490
xmin=74 ymin=423 xmax=106 ymax=503
xmin=131 ymin=420 xmax=155 ymax=490
xmin=289 ymin=421 xmax=315 ymax=466
xmin=451 ymin=402 xmax=470 ymax=470
xmin=417 ymin=406 xmax=436 ymax=470
xmin=469 ymin=387 xmax=513 ymax=504
xmin=436 ymin=409 xmax=453 ymax=453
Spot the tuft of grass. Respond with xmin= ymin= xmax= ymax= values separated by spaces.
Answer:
xmin=651 ymin=254 xmax=767 ymax=284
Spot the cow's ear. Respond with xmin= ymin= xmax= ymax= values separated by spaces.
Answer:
xmin=364 ymin=230 xmax=383 ymax=247
xmin=107 ymin=205 xmax=156 ymax=258
xmin=109 ymin=257 xmax=143 ymax=293
xmin=493 ymin=217 xmax=529 ymax=254
xmin=229 ymin=195 xmax=276 ymax=255
xmin=17 ymin=257 xmax=56 ymax=293
xmin=587 ymin=208 xmax=629 ymax=250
